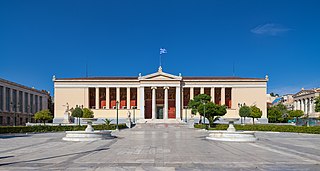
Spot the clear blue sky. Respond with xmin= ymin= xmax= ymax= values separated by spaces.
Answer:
xmin=1 ymin=0 xmax=319 ymax=95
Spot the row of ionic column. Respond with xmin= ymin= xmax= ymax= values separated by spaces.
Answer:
xmin=151 ymin=86 xmax=170 ymax=119
xmin=294 ymin=98 xmax=314 ymax=114
xmin=94 ymin=87 xmax=139 ymax=109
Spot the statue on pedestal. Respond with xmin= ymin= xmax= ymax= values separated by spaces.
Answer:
xmin=62 ymin=103 xmax=71 ymax=124
xmin=126 ymin=111 xmax=132 ymax=128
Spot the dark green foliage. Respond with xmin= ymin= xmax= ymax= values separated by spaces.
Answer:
xmin=250 ymin=106 xmax=262 ymax=124
xmin=188 ymin=94 xmax=211 ymax=114
xmin=34 ymin=110 xmax=53 ymax=124
xmin=71 ymin=107 xmax=83 ymax=118
xmin=315 ymin=96 xmax=320 ymax=112
xmin=0 ymin=124 xmax=127 ymax=134
xmin=267 ymin=104 xmax=289 ymax=123
xmin=198 ymin=102 xmax=227 ymax=126
xmin=239 ymin=105 xmax=251 ymax=124
xmin=195 ymin=124 xmax=320 ymax=134
xmin=82 ymin=108 xmax=94 ymax=118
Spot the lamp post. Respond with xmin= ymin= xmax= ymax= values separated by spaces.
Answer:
xmin=184 ymin=106 xmax=188 ymax=122
xmin=116 ymin=101 xmax=119 ymax=130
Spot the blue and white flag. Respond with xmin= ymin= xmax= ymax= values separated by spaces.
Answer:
xmin=160 ymin=48 xmax=167 ymax=55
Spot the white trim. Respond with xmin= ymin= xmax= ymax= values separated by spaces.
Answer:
xmin=55 ymin=84 xmax=140 ymax=88
xmin=55 ymin=84 xmax=266 ymax=88
xmin=183 ymin=84 xmax=266 ymax=88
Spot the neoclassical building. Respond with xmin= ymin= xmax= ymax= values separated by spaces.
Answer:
xmin=293 ymin=88 xmax=320 ymax=118
xmin=0 ymin=78 xmax=49 ymax=126
xmin=53 ymin=67 xmax=268 ymax=123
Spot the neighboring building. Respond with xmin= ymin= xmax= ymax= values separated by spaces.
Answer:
xmin=280 ymin=94 xmax=294 ymax=110
xmin=266 ymin=94 xmax=279 ymax=108
xmin=293 ymin=88 xmax=320 ymax=118
xmin=53 ymin=67 xmax=268 ymax=123
xmin=0 ymin=78 xmax=50 ymax=126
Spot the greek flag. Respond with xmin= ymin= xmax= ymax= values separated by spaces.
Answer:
xmin=160 ymin=48 xmax=167 ymax=55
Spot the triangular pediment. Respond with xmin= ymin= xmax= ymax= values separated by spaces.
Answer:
xmin=293 ymin=90 xmax=314 ymax=97
xmin=139 ymin=67 xmax=182 ymax=81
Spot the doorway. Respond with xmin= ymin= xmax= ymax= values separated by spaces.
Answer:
xmin=156 ymin=106 xmax=163 ymax=119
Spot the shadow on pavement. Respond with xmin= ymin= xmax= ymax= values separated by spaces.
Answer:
xmin=0 ymin=147 xmax=109 ymax=166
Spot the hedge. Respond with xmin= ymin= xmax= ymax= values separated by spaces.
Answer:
xmin=195 ymin=124 xmax=320 ymax=134
xmin=0 ymin=124 xmax=127 ymax=134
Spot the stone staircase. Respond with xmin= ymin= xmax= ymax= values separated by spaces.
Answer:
xmin=135 ymin=119 xmax=185 ymax=124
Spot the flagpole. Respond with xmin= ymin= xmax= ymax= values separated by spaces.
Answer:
xmin=159 ymin=54 xmax=162 ymax=67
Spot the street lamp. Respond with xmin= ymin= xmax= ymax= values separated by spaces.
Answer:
xmin=184 ymin=106 xmax=188 ymax=122
xmin=116 ymin=101 xmax=119 ymax=130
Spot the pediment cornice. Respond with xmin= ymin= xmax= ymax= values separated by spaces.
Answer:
xmin=139 ymin=67 xmax=182 ymax=81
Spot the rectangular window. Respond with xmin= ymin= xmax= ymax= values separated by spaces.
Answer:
xmin=89 ymin=88 xmax=96 ymax=109
xmin=6 ymin=88 xmax=10 ymax=111
xmin=25 ymin=92 xmax=28 ymax=113
xmin=225 ymin=88 xmax=232 ymax=108
xmin=215 ymin=88 xmax=221 ymax=105
xmin=0 ymin=86 xmax=3 ymax=111
xmin=204 ymin=88 xmax=211 ymax=96
xmin=40 ymin=96 xmax=43 ymax=111
xmin=12 ymin=89 xmax=17 ymax=112
xmin=19 ymin=91 xmax=23 ymax=112
xmin=0 ymin=116 xmax=3 ymax=126
xmin=194 ymin=88 xmax=200 ymax=96
xmin=183 ymin=88 xmax=190 ymax=107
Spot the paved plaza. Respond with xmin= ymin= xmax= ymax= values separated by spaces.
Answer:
xmin=0 ymin=124 xmax=320 ymax=170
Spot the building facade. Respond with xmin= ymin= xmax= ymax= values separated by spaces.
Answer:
xmin=293 ymin=88 xmax=320 ymax=118
xmin=0 ymin=78 xmax=50 ymax=126
xmin=53 ymin=68 xmax=268 ymax=123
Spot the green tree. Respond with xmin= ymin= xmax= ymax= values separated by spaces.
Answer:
xmin=289 ymin=110 xmax=304 ymax=123
xmin=34 ymin=109 xmax=53 ymax=125
xmin=71 ymin=107 xmax=83 ymax=125
xmin=267 ymin=107 xmax=282 ymax=123
xmin=239 ymin=105 xmax=251 ymax=124
xmin=197 ymin=102 xmax=227 ymax=126
xmin=250 ymin=106 xmax=262 ymax=124
xmin=188 ymin=94 xmax=211 ymax=123
xmin=315 ymin=96 xmax=320 ymax=112
xmin=82 ymin=108 xmax=94 ymax=118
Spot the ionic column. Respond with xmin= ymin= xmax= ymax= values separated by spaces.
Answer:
xmin=22 ymin=91 xmax=25 ymax=113
xmin=151 ymin=87 xmax=157 ymax=119
xmin=176 ymin=86 xmax=181 ymax=119
xmin=116 ymin=87 xmax=120 ymax=105
xmin=309 ymin=98 xmax=313 ymax=114
xmin=137 ymin=87 xmax=140 ymax=109
xmin=95 ymin=88 xmax=100 ymax=109
xmin=301 ymin=99 xmax=305 ymax=114
xmin=190 ymin=87 xmax=194 ymax=100
xmin=200 ymin=87 xmax=204 ymax=94
xmin=105 ymin=87 xmax=110 ymax=109
xmin=221 ymin=87 xmax=225 ymax=105
xmin=305 ymin=99 xmax=308 ymax=114
xmin=164 ymin=87 xmax=169 ymax=119
xmin=210 ymin=87 xmax=215 ymax=102
xmin=139 ymin=87 xmax=144 ymax=119
xmin=297 ymin=100 xmax=301 ymax=110
xmin=293 ymin=101 xmax=297 ymax=110
xmin=127 ymin=87 xmax=131 ymax=109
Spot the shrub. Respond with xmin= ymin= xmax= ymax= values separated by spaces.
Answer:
xmin=0 ymin=124 xmax=127 ymax=134
xmin=202 ymin=124 xmax=320 ymax=134
xmin=82 ymin=108 xmax=94 ymax=118
xmin=34 ymin=110 xmax=53 ymax=124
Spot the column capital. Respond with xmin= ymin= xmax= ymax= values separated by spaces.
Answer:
xmin=151 ymin=86 xmax=157 ymax=90
xmin=164 ymin=86 xmax=170 ymax=90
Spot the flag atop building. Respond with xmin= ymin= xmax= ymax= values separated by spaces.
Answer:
xmin=160 ymin=48 xmax=167 ymax=55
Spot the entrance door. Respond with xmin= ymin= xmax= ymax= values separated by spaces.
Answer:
xmin=157 ymin=106 xmax=163 ymax=119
